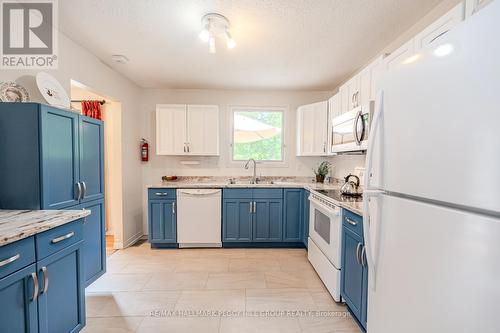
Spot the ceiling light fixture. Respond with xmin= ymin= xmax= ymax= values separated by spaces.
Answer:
xmin=199 ymin=13 xmax=236 ymax=53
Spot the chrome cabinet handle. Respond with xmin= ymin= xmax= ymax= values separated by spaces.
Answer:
xmin=253 ymin=202 xmax=257 ymax=213
xmin=356 ymin=243 xmax=362 ymax=265
xmin=172 ymin=202 xmax=176 ymax=215
xmin=31 ymin=272 xmax=39 ymax=302
xmin=81 ymin=181 xmax=87 ymax=199
xmin=361 ymin=246 xmax=367 ymax=267
xmin=0 ymin=253 xmax=20 ymax=267
xmin=155 ymin=192 xmax=168 ymax=196
xmin=346 ymin=217 xmax=357 ymax=226
xmin=41 ymin=267 xmax=49 ymax=294
xmin=187 ymin=144 xmax=190 ymax=153
xmin=249 ymin=202 xmax=253 ymax=213
xmin=429 ymin=29 xmax=450 ymax=45
xmin=183 ymin=145 xmax=186 ymax=153
xmin=323 ymin=143 xmax=326 ymax=153
xmin=75 ymin=182 xmax=82 ymax=200
xmin=51 ymin=231 xmax=75 ymax=244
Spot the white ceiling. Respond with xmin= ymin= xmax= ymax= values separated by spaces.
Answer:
xmin=59 ymin=0 xmax=442 ymax=90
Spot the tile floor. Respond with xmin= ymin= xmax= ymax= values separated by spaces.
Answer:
xmin=83 ymin=242 xmax=361 ymax=333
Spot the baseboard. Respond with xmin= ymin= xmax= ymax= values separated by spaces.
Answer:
xmin=223 ymin=242 xmax=306 ymax=248
xmin=114 ymin=231 xmax=144 ymax=249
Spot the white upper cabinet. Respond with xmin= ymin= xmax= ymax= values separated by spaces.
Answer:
xmin=384 ymin=39 xmax=416 ymax=71
xmin=466 ymin=0 xmax=493 ymax=17
xmin=186 ymin=105 xmax=219 ymax=155
xmin=156 ymin=104 xmax=187 ymax=155
xmin=156 ymin=104 xmax=220 ymax=156
xmin=296 ymin=101 xmax=329 ymax=156
xmin=339 ymin=76 xmax=360 ymax=114
xmin=327 ymin=94 xmax=340 ymax=154
xmin=414 ymin=3 xmax=465 ymax=51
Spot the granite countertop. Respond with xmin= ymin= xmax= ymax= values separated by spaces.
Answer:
xmin=148 ymin=176 xmax=363 ymax=216
xmin=0 ymin=210 xmax=91 ymax=247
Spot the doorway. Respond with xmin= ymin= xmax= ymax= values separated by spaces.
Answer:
xmin=70 ymin=80 xmax=124 ymax=255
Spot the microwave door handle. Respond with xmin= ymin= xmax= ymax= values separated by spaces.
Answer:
xmin=353 ymin=110 xmax=361 ymax=145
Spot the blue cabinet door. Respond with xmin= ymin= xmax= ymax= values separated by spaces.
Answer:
xmin=79 ymin=199 xmax=106 ymax=286
xmin=0 ymin=263 xmax=38 ymax=333
xmin=302 ymin=190 xmax=310 ymax=247
xmin=148 ymin=200 xmax=177 ymax=244
xmin=283 ymin=189 xmax=302 ymax=242
xmin=341 ymin=228 xmax=364 ymax=321
xmin=223 ymin=199 xmax=253 ymax=242
xmin=253 ymin=199 xmax=283 ymax=242
xmin=40 ymin=105 xmax=80 ymax=209
xmin=79 ymin=116 xmax=104 ymax=203
xmin=37 ymin=241 xmax=85 ymax=333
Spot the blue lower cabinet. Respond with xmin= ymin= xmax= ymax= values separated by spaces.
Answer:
xmin=0 ymin=263 xmax=38 ymax=333
xmin=0 ymin=220 xmax=86 ymax=333
xmin=223 ymin=199 xmax=253 ymax=242
xmin=148 ymin=200 xmax=177 ymax=245
xmin=340 ymin=209 xmax=367 ymax=331
xmin=37 ymin=241 xmax=85 ymax=333
xmin=223 ymin=189 xmax=306 ymax=246
xmin=79 ymin=199 xmax=106 ymax=286
xmin=283 ymin=189 xmax=302 ymax=242
xmin=253 ymin=199 xmax=283 ymax=242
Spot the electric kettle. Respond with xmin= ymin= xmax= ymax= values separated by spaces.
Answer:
xmin=340 ymin=174 xmax=362 ymax=196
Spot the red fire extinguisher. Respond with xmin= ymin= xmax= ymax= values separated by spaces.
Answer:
xmin=141 ymin=139 xmax=149 ymax=162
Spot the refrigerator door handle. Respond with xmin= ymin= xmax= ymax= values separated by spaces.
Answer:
xmin=363 ymin=189 xmax=383 ymax=291
xmin=363 ymin=90 xmax=384 ymax=191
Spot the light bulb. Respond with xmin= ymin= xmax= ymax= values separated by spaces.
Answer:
xmin=227 ymin=38 xmax=236 ymax=49
xmin=209 ymin=35 xmax=216 ymax=54
xmin=199 ymin=29 xmax=210 ymax=42
xmin=433 ymin=43 xmax=454 ymax=57
xmin=225 ymin=29 xmax=236 ymax=49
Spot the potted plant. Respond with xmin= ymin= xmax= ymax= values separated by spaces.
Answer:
xmin=313 ymin=161 xmax=331 ymax=183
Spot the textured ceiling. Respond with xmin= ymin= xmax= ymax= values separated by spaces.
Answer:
xmin=59 ymin=0 xmax=442 ymax=90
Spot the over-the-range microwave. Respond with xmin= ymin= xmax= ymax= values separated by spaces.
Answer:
xmin=330 ymin=101 xmax=374 ymax=153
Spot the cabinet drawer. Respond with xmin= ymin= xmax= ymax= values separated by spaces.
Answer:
xmin=148 ymin=188 xmax=176 ymax=200
xmin=342 ymin=209 xmax=364 ymax=237
xmin=253 ymin=189 xmax=283 ymax=199
xmin=36 ymin=219 xmax=84 ymax=260
xmin=223 ymin=189 xmax=253 ymax=199
xmin=0 ymin=237 xmax=35 ymax=279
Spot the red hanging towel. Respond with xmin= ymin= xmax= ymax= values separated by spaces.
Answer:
xmin=81 ymin=100 xmax=102 ymax=120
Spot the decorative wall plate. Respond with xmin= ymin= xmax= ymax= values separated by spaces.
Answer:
xmin=0 ymin=82 xmax=30 ymax=102
xmin=36 ymin=72 xmax=70 ymax=108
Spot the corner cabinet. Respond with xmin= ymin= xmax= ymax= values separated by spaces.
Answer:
xmin=148 ymin=189 xmax=177 ymax=248
xmin=0 ymin=220 xmax=85 ymax=333
xmin=340 ymin=209 xmax=368 ymax=331
xmin=0 ymin=103 xmax=106 ymax=288
xmin=296 ymin=101 xmax=329 ymax=156
xmin=156 ymin=104 xmax=219 ymax=156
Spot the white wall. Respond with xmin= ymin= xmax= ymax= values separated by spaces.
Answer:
xmin=140 ymin=88 xmax=333 ymax=181
xmin=0 ymin=32 xmax=143 ymax=248
xmin=139 ymin=88 xmax=333 ymax=233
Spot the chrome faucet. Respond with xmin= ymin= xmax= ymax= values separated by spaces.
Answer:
xmin=244 ymin=159 xmax=257 ymax=184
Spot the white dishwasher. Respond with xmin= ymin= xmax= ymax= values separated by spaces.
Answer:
xmin=176 ymin=189 xmax=222 ymax=248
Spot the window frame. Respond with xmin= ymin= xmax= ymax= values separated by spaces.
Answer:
xmin=228 ymin=105 xmax=288 ymax=167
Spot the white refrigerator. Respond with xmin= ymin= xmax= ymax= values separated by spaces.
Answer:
xmin=363 ymin=2 xmax=500 ymax=332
